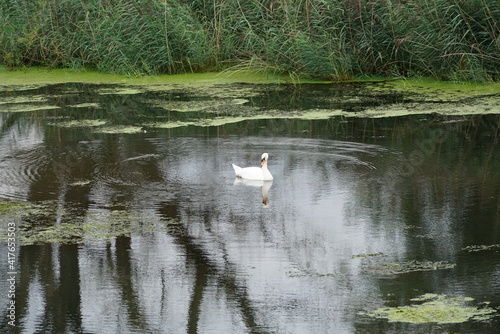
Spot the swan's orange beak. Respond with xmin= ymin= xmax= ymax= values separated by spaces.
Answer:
xmin=261 ymin=159 xmax=265 ymax=166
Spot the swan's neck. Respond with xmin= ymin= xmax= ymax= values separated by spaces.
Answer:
xmin=261 ymin=163 xmax=273 ymax=180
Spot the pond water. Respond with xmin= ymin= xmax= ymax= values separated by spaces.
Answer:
xmin=0 ymin=79 xmax=499 ymax=333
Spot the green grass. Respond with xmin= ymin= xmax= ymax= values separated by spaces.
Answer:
xmin=0 ymin=0 xmax=498 ymax=81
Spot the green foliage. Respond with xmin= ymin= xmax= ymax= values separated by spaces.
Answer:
xmin=0 ymin=0 xmax=498 ymax=81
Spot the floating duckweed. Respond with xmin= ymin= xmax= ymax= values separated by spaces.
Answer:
xmin=155 ymin=98 xmax=248 ymax=112
xmin=0 ymin=201 xmax=30 ymax=214
xmin=232 ymin=98 xmax=249 ymax=104
xmin=1 ymin=200 xmax=180 ymax=245
xmin=0 ymin=104 xmax=60 ymax=112
xmin=67 ymin=103 xmax=100 ymax=108
xmin=144 ymin=109 xmax=345 ymax=129
xmin=70 ymin=180 xmax=92 ymax=186
xmin=365 ymin=260 xmax=456 ymax=275
xmin=462 ymin=244 xmax=500 ymax=252
xmin=50 ymin=119 xmax=107 ymax=128
xmin=97 ymin=88 xmax=143 ymax=95
xmin=94 ymin=125 xmax=144 ymax=134
xmin=362 ymin=294 xmax=497 ymax=324
xmin=21 ymin=223 xmax=85 ymax=244
xmin=352 ymin=252 xmax=386 ymax=259
xmin=415 ymin=232 xmax=452 ymax=239
xmin=144 ymin=121 xmax=195 ymax=129
xmin=197 ymin=116 xmax=257 ymax=127
xmin=287 ymin=271 xmax=337 ymax=278
xmin=0 ymin=95 xmax=48 ymax=104
xmin=291 ymin=109 xmax=344 ymax=119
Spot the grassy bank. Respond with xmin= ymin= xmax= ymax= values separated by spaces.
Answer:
xmin=1 ymin=0 xmax=498 ymax=81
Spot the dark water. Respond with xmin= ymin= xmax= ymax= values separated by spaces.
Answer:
xmin=0 ymin=82 xmax=499 ymax=333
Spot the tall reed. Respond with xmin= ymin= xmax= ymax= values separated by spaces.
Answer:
xmin=1 ymin=0 xmax=498 ymax=81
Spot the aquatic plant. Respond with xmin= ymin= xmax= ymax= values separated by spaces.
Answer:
xmin=462 ymin=244 xmax=500 ymax=252
xmin=362 ymin=294 xmax=497 ymax=324
xmin=0 ymin=0 xmax=498 ymax=81
xmin=93 ymin=125 xmax=145 ymax=134
xmin=0 ymin=200 xmax=180 ymax=245
xmin=48 ymin=119 xmax=107 ymax=128
xmin=0 ymin=202 xmax=30 ymax=215
xmin=364 ymin=260 xmax=456 ymax=275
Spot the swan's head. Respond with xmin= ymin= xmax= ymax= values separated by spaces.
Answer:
xmin=261 ymin=153 xmax=269 ymax=166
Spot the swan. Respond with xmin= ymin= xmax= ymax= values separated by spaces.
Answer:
xmin=232 ymin=153 xmax=273 ymax=181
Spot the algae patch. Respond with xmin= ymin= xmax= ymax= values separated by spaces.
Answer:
xmin=0 ymin=104 xmax=60 ymax=113
xmin=144 ymin=109 xmax=343 ymax=129
xmin=362 ymin=294 xmax=497 ymax=324
xmin=144 ymin=121 xmax=195 ymax=129
xmin=48 ymin=119 xmax=145 ymax=133
xmin=94 ymin=125 xmax=144 ymax=134
xmin=0 ymin=201 xmax=30 ymax=214
xmin=153 ymin=98 xmax=249 ymax=112
xmin=0 ymin=66 xmax=291 ymax=88
xmin=67 ymin=103 xmax=101 ymax=108
xmin=70 ymin=180 xmax=92 ymax=186
xmin=0 ymin=200 xmax=179 ymax=245
xmin=352 ymin=252 xmax=386 ymax=259
xmin=97 ymin=87 xmax=143 ymax=95
xmin=49 ymin=119 xmax=107 ymax=128
xmin=364 ymin=260 xmax=456 ymax=275
xmin=0 ymin=95 xmax=49 ymax=105
xmin=462 ymin=244 xmax=500 ymax=252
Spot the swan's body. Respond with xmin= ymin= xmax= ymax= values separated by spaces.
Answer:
xmin=232 ymin=153 xmax=273 ymax=181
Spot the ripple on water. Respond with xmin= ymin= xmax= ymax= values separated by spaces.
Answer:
xmin=0 ymin=135 xmax=393 ymax=204
xmin=0 ymin=146 xmax=51 ymax=201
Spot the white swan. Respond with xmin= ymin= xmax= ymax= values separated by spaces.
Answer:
xmin=232 ymin=153 xmax=273 ymax=181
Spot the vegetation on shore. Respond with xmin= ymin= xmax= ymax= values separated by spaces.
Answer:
xmin=0 ymin=0 xmax=498 ymax=81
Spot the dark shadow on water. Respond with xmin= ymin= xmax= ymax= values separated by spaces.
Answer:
xmin=158 ymin=202 xmax=270 ymax=334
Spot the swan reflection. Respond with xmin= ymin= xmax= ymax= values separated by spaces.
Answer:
xmin=233 ymin=178 xmax=274 ymax=207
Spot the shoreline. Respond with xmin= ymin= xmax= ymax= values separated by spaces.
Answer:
xmin=1 ymin=66 xmax=499 ymax=119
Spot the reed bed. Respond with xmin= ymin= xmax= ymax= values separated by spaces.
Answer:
xmin=1 ymin=0 xmax=498 ymax=81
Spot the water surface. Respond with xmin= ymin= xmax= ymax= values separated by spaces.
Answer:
xmin=0 ymin=81 xmax=499 ymax=333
